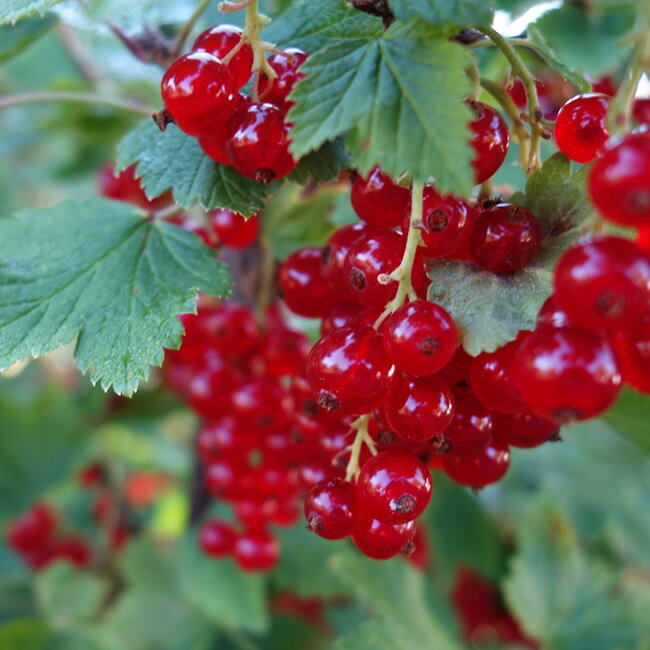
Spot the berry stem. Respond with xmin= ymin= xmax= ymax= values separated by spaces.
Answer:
xmin=374 ymin=180 xmax=424 ymax=329
xmin=481 ymin=25 xmax=544 ymax=174
xmin=607 ymin=0 xmax=650 ymax=134
xmin=344 ymin=414 xmax=377 ymax=482
xmin=171 ymin=0 xmax=214 ymax=60
xmin=0 ymin=92 xmax=151 ymax=116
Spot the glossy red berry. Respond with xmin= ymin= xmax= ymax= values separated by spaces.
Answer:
xmin=231 ymin=377 xmax=292 ymax=433
xmin=553 ymin=237 xmax=650 ymax=332
xmin=344 ymin=230 xmax=424 ymax=308
xmin=306 ymin=325 xmax=396 ymax=414
xmin=319 ymin=301 xmax=379 ymax=337
xmin=610 ymin=311 xmax=650 ymax=394
xmin=233 ymin=529 xmax=280 ymax=572
xmin=279 ymin=247 xmax=338 ymax=317
xmin=351 ymin=510 xmax=415 ymax=560
xmin=439 ymin=387 xmax=494 ymax=457
xmin=468 ymin=101 xmax=510 ymax=183
xmin=469 ymin=337 xmax=526 ymax=414
xmin=633 ymin=98 xmax=650 ymax=125
xmin=588 ymin=132 xmax=650 ymax=228
xmin=321 ymin=223 xmax=370 ymax=292
xmin=381 ymin=300 xmax=458 ymax=376
xmin=350 ymin=167 xmax=410 ymax=228
xmin=7 ymin=504 xmax=57 ymax=553
xmin=199 ymin=135 xmax=231 ymax=165
xmin=357 ymin=450 xmax=432 ymax=524
xmin=161 ymin=52 xmax=238 ymax=137
xmin=384 ymin=376 xmax=455 ymax=443
xmin=494 ymin=408 xmax=559 ymax=448
xmin=304 ymin=478 xmax=357 ymax=540
xmin=513 ymin=327 xmax=621 ymax=423
xmin=52 ymin=536 xmax=92 ymax=568
xmin=196 ymin=417 xmax=259 ymax=462
xmin=443 ymin=443 xmax=510 ymax=488
xmin=260 ymin=326 xmax=310 ymax=376
xmin=470 ymin=204 xmax=542 ymax=274
xmin=199 ymin=519 xmax=236 ymax=557
xmin=210 ymin=209 xmax=259 ymax=249
xmin=98 ymin=163 xmax=173 ymax=211
xmin=193 ymin=25 xmax=253 ymax=88
xmin=205 ymin=456 xmax=246 ymax=499
xmin=434 ymin=346 xmax=472 ymax=386
xmin=195 ymin=303 xmax=259 ymax=356
xmin=554 ymin=93 xmax=609 ymax=163
xmin=536 ymin=295 xmax=573 ymax=329
xmin=260 ymin=48 xmax=308 ymax=110
xmin=226 ymin=102 xmax=296 ymax=183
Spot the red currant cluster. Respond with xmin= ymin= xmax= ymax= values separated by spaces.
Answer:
xmin=98 ymin=162 xmax=173 ymax=211
xmin=159 ymin=24 xmax=306 ymax=183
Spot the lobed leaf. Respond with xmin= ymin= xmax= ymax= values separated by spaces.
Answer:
xmin=0 ymin=0 xmax=60 ymax=25
xmin=389 ymin=0 xmax=494 ymax=29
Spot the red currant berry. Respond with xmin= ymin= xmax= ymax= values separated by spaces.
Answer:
xmin=468 ymin=101 xmax=510 ymax=183
xmin=231 ymin=377 xmax=292 ymax=433
xmin=513 ymin=326 xmax=621 ymax=422
xmin=553 ymin=236 xmax=650 ymax=332
xmin=633 ymin=98 xmax=650 ymax=125
xmin=554 ymin=93 xmax=609 ymax=163
xmin=205 ymin=456 xmax=247 ymax=499
xmin=304 ymin=478 xmax=357 ymax=540
xmin=351 ymin=510 xmax=416 ymax=560
xmin=193 ymin=25 xmax=253 ymax=88
xmin=233 ymin=497 xmax=279 ymax=529
xmin=610 ymin=311 xmax=650 ymax=394
xmin=469 ymin=337 xmax=527 ymax=414
xmin=161 ymin=52 xmax=238 ymax=137
xmin=588 ymin=132 xmax=650 ymax=228
xmin=199 ymin=519 xmax=236 ymax=557
xmin=210 ymin=209 xmax=260 ymax=248
xmin=443 ymin=443 xmax=510 ymax=488
xmin=196 ymin=417 xmax=259 ymax=463
xmin=279 ymin=247 xmax=338 ymax=318
xmin=233 ymin=529 xmax=280 ymax=572
xmin=260 ymin=48 xmax=308 ymax=110
xmin=98 ymin=163 xmax=173 ymax=211
xmin=384 ymin=376 xmax=455 ymax=442
xmin=434 ymin=346 xmax=472 ymax=386
xmin=381 ymin=300 xmax=458 ymax=376
xmin=260 ymin=326 xmax=310 ymax=376
xmin=350 ymin=167 xmax=410 ymax=228
xmin=493 ymin=408 xmax=559 ymax=448
xmin=357 ymin=450 xmax=432 ymax=524
xmin=321 ymin=223 xmax=370 ymax=292
xmin=319 ymin=301 xmax=379 ymax=337
xmin=439 ymin=387 xmax=494 ymax=457
xmin=225 ymin=102 xmax=297 ymax=182
xmin=470 ymin=204 xmax=542 ymax=274
xmin=536 ymin=295 xmax=573 ymax=329
xmin=306 ymin=326 xmax=396 ymax=414
xmin=51 ymin=536 xmax=92 ymax=568
xmin=192 ymin=303 xmax=259 ymax=356
xmin=7 ymin=504 xmax=57 ymax=553
xmin=199 ymin=134 xmax=231 ymax=166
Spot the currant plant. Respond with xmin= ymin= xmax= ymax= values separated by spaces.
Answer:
xmin=1 ymin=0 xmax=650 ymax=648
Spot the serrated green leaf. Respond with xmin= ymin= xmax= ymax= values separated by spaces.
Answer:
xmin=428 ymin=153 xmax=592 ymax=355
xmin=389 ymin=0 xmax=494 ymax=29
xmin=289 ymin=26 xmax=474 ymax=195
xmin=116 ymin=121 xmax=271 ymax=217
xmin=287 ymin=139 xmax=350 ymax=185
xmin=0 ymin=0 xmax=60 ymax=24
xmin=0 ymin=199 xmax=232 ymax=395
xmin=603 ymin=388 xmax=650 ymax=455
xmin=0 ymin=14 xmax=57 ymax=62
xmin=531 ymin=3 xmax=636 ymax=77
xmin=527 ymin=25 xmax=591 ymax=93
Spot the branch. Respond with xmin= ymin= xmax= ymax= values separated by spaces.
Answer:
xmin=0 ymin=92 xmax=152 ymax=116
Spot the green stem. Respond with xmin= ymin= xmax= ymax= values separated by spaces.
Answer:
xmin=345 ymin=414 xmax=376 ymax=482
xmin=0 ymin=92 xmax=151 ymax=116
xmin=465 ymin=59 xmax=481 ymax=101
xmin=374 ymin=180 xmax=424 ymax=329
xmin=468 ymin=37 xmax=538 ymax=52
xmin=481 ymin=25 xmax=544 ymax=174
xmin=171 ymin=0 xmax=213 ymax=59
xmin=240 ymin=0 xmax=277 ymax=98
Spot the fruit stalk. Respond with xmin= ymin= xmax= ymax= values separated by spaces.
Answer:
xmin=344 ymin=414 xmax=377 ymax=482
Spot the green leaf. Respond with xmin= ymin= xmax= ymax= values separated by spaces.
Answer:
xmin=527 ymin=25 xmax=591 ymax=93
xmin=531 ymin=3 xmax=636 ymax=77
xmin=0 ymin=199 xmax=232 ymax=395
xmin=0 ymin=14 xmax=57 ymax=62
xmin=428 ymin=154 xmax=592 ymax=355
xmin=0 ymin=386 xmax=87 ymax=522
xmin=0 ymin=0 xmax=60 ymax=25
xmin=504 ymin=503 xmax=650 ymax=649
xmin=0 ymin=620 xmax=50 ymax=650
xmin=36 ymin=564 xmax=106 ymax=628
xmin=603 ymin=388 xmax=650 ymax=455
xmin=287 ymin=139 xmax=350 ymax=185
xmin=389 ymin=0 xmax=494 ymax=29
xmin=116 ymin=121 xmax=271 ymax=218
xmin=289 ymin=24 xmax=474 ymax=195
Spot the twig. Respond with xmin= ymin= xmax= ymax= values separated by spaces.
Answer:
xmin=0 ymin=92 xmax=152 ymax=116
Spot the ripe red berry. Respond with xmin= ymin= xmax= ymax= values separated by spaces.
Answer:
xmin=304 ymin=478 xmax=357 ymax=540
xmin=468 ymin=101 xmax=510 ymax=183
xmin=319 ymin=301 xmax=379 ymax=337
xmin=51 ymin=536 xmax=92 ymax=568
xmin=205 ymin=456 xmax=247 ymax=499
xmin=192 ymin=25 xmax=253 ymax=88
xmin=233 ymin=529 xmax=280 ymax=572
xmin=633 ymin=98 xmax=650 ymax=125
xmin=7 ymin=504 xmax=57 ymax=553
xmin=196 ymin=417 xmax=259 ymax=462
xmin=98 ymin=163 xmax=173 ymax=211
xmin=439 ymin=387 xmax=494 ymax=457
xmin=350 ymin=167 xmax=410 ymax=228
xmin=260 ymin=48 xmax=308 ymax=110
xmin=610 ymin=311 xmax=650 ymax=394
xmin=210 ymin=209 xmax=259 ymax=249
xmin=199 ymin=135 xmax=231 ymax=165
xmin=470 ymin=204 xmax=542 ymax=274
xmin=260 ymin=326 xmax=310 ymax=376
xmin=513 ymin=327 xmax=621 ymax=423
xmin=381 ymin=300 xmax=458 ymax=376
xmin=199 ymin=519 xmax=236 ymax=557
xmin=587 ymin=132 xmax=650 ymax=228
xmin=161 ymin=52 xmax=238 ymax=137
xmin=536 ymin=295 xmax=573 ymax=329
xmin=384 ymin=376 xmax=455 ymax=443
xmin=321 ymin=223 xmax=370 ymax=293
xmin=554 ymin=93 xmax=609 ymax=163
xmin=553 ymin=237 xmax=650 ymax=332
xmin=190 ymin=303 xmax=259 ymax=356
xmin=443 ymin=443 xmax=510 ymax=488
xmin=306 ymin=326 xmax=396 ymax=414
xmin=351 ymin=510 xmax=416 ymax=560
xmin=279 ymin=247 xmax=338 ymax=317
xmin=434 ymin=346 xmax=472 ymax=386
xmin=231 ymin=377 xmax=292 ymax=433
xmin=225 ymin=102 xmax=297 ymax=183
xmin=357 ymin=450 xmax=432 ymax=524
xmin=494 ymin=408 xmax=559 ymax=448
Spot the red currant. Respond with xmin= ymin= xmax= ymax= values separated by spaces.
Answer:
xmin=321 ymin=223 xmax=370 ymax=292
xmin=319 ymin=301 xmax=379 ymax=337
xmin=260 ymin=48 xmax=308 ymax=110
xmin=351 ymin=510 xmax=415 ymax=560
xmin=443 ymin=443 xmax=510 ymax=488
xmin=469 ymin=101 xmax=510 ymax=183
xmin=554 ymin=93 xmax=609 ymax=163
xmin=193 ymin=25 xmax=253 ymax=88
xmin=7 ymin=504 xmax=56 ymax=553
xmin=260 ymin=326 xmax=310 ymax=376
xmin=434 ymin=346 xmax=472 ymax=386
xmin=210 ymin=209 xmax=259 ymax=248
xmin=98 ymin=163 xmax=173 ymax=211
xmin=199 ymin=519 xmax=236 ymax=557
xmin=233 ymin=529 xmax=280 ymax=572
xmin=610 ymin=311 xmax=650 ymax=394
xmin=304 ymin=478 xmax=357 ymax=540
xmin=536 ymin=295 xmax=573 ymax=329
xmin=493 ymin=408 xmax=559 ymax=448
xmin=196 ymin=417 xmax=259 ymax=463
xmin=439 ymin=387 xmax=494 ymax=457
xmin=231 ymin=377 xmax=292 ymax=433
xmin=350 ymin=167 xmax=410 ymax=228
xmin=633 ymin=98 xmax=650 ymax=125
